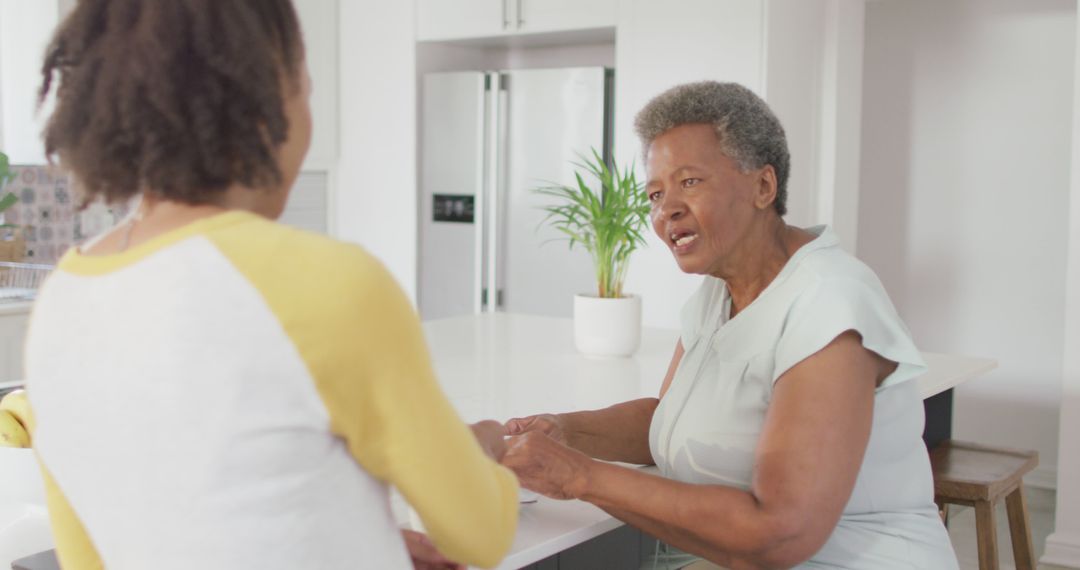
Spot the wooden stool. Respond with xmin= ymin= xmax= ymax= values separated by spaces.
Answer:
xmin=930 ymin=440 xmax=1038 ymax=570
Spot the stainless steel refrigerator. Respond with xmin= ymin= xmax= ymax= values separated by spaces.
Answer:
xmin=418 ymin=67 xmax=614 ymax=320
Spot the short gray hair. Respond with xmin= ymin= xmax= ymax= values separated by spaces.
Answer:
xmin=634 ymin=81 xmax=790 ymax=216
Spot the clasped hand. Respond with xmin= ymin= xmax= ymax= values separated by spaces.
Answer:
xmin=500 ymin=414 xmax=593 ymax=501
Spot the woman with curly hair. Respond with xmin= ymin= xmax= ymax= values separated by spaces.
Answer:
xmin=23 ymin=1 xmax=518 ymax=569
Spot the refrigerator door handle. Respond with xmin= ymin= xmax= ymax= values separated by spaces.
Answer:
xmin=502 ymin=0 xmax=511 ymax=30
xmin=483 ymin=73 xmax=503 ymax=313
xmin=493 ymin=75 xmax=511 ymax=312
xmin=473 ymin=75 xmax=491 ymax=314
xmin=480 ymin=288 xmax=505 ymax=309
xmin=516 ymin=0 xmax=525 ymax=28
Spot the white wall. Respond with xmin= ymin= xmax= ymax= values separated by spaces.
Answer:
xmin=0 ymin=0 xmax=59 ymax=163
xmin=616 ymin=0 xmax=865 ymax=330
xmin=859 ymin=0 xmax=1075 ymax=488
xmin=1042 ymin=2 xmax=1080 ymax=564
xmin=337 ymin=1 xmax=418 ymax=302
xmin=0 ymin=8 xmax=5 ymax=151
xmin=763 ymin=0 xmax=827 ymax=235
xmin=762 ymin=0 xmax=866 ymax=253
xmin=814 ymin=1 xmax=865 ymax=254
xmin=294 ymin=0 xmax=338 ymax=173
xmin=615 ymin=0 xmax=767 ymax=329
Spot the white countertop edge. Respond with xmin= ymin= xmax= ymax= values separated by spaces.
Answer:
xmin=917 ymin=352 xmax=998 ymax=399
xmin=0 ymin=301 xmax=33 ymax=316
xmin=495 ymin=514 xmax=625 ymax=570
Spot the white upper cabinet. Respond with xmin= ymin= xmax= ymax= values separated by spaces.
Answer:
xmin=416 ymin=0 xmax=616 ymax=42
xmin=512 ymin=0 xmax=617 ymax=36
xmin=416 ymin=0 xmax=507 ymax=41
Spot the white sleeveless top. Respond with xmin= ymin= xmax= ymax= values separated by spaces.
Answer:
xmin=648 ymin=226 xmax=958 ymax=569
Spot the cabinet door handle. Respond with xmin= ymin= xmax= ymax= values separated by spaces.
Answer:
xmin=516 ymin=0 xmax=525 ymax=28
xmin=503 ymin=0 xmax=511 ymax=30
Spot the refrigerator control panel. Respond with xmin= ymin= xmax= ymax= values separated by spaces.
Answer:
xmin=432 ymin=194 xmax=474 ymax=223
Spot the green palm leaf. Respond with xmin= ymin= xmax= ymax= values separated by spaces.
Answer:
xmin=0 ymin=151 xmax=17 ymax=216
xmin=531 ymin=148 xmax=650 ymax=298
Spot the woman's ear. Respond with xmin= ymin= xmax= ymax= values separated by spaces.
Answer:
xmin=754 ymin=165 xmax=779 ymax=210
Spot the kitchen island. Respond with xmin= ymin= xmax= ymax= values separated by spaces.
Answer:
xmin=414 ymin=313 xmax=997 ymax=570
xmin=7 ymin=312 xmax=997 ymax=570
xmin=0 ymin=301 xmax=31 ymax=384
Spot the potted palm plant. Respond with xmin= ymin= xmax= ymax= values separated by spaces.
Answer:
xmin=534 ymin=149 xmax=650 ymax=357
xmin=0 ymin=151 xmax=16 ymax=219
xmin=0 ymin=151 xmax=24 ymax=263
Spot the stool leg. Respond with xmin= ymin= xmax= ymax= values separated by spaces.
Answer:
xmin=1005 ymin=486 xmax=1036 ymax=570
xmin=936 ymin=499 xmax=950 ymax=527
xmin=974 ymin=500 xmax=999 ymax=570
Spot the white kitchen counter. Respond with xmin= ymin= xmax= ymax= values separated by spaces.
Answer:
xmin=416 ymin=313 xmax=997 ymax=569
xmin=2 ymin=313 xmax=997 ymax=569
xmin=0 ymin=301 xmax=33 ymax=317
xmin=0 ymin=303 xmax=32 ymax=383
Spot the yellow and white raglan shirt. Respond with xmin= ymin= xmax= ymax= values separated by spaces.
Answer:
xmin=24 ymin=210 xmax=519 ymax=570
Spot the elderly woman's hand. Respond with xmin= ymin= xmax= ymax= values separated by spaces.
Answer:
xmin=503 ymin=413 xmax=568 ymax=445
xmin=501 ymin=431 xmax=593 ymax=500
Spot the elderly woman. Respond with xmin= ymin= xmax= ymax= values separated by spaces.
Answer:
xmin=25 ymin=1 xmax=516 ymax=569
xmin=502 ymin=81 xmax=957 ymax=569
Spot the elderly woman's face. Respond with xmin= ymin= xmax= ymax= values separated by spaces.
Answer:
xmin=645 ymin=123 xmax=766 ymax=277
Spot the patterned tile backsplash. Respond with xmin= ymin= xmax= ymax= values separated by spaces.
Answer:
xmin=0 ymin=165 xmax=128 ymax=265
xmin=0 ymin=166 xmax=325 ymax=265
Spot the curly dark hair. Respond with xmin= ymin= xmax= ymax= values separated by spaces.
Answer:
xmin=39 ymin=0 xmax=305 ymax=206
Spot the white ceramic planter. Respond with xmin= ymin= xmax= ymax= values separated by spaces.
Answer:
xmin=573 ymin=294 xmax=642 ymax=357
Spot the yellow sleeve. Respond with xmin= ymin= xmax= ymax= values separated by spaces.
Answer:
xmin=320 ymin=255 xmax=519 ymax=568
xmin=3 ymin=393 xmax=105 ymax=570
xmin=39 ymin=467 xmax=105 ymax=570
xmin=211 ymin=223 xmax=518 ymax=568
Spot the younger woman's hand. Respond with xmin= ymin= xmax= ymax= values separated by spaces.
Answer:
xmin=469 ymin=419 xmax=509 ymax=461
xmin=401 ymin=529 xmax=465 ymax=570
